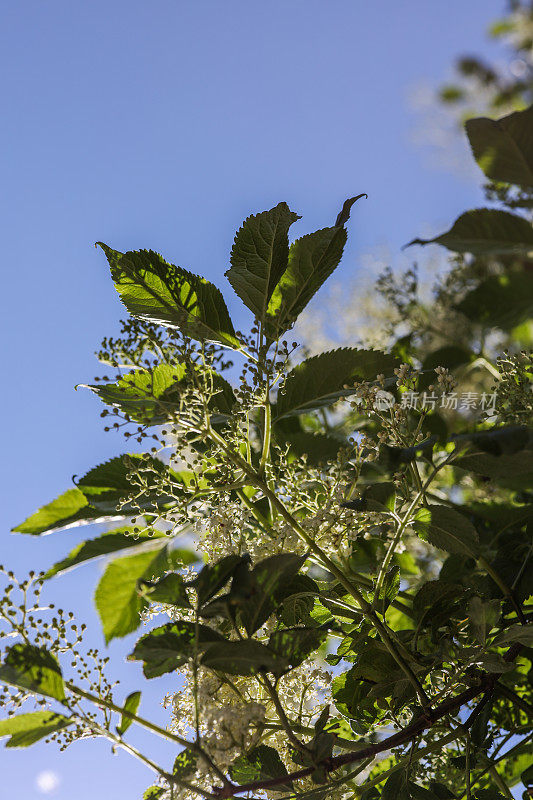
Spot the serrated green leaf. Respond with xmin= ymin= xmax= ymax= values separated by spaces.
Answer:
xmin=0 ymin=711 xmax=72 ymax=748
xmin=456 ymin=272 xmax=533 ymax=331
xmin=230 ymin=744 xmax=292 ymax=790
xmin=12 ymin=488 xmax=104 ymax=535
xmin=233 ymin=554 xmax=306 ymax=635
xmin=226 ymin=202 xmax=300 ymax=323
xmin=193 ymin=554 xmax=250 ymax=606
xmin=413 ymin=506 xmax=479 ymax=556
xmin=407 ymin=209 xmax=533 ymax=255
xmin=116 ymin=690 xmax=141 ymax=736
xmin=43 ymin=527 xmax=168 ymax=579
xmin=377 ymin=566 xmax=400 ymax=615
xmin=97 ymin=244 xmax=240 ymax=349
xmin=268 ymin=627 xmax=326 ymax=667
xmin=138 ymin=572 xmax=191 ymax=608
xmin=466 ymin=105 xmax=533 ymax=188
xmin=200 ymin=639 xmax=289 ymax=676
xmin=173 ymin=748 xmax=198 ymax=778
xmin=467 ymin=596 xmax=500 ymax=644
xmin=129 ymin=621 xmax=224 ymax=678
xmin=83 ymin=363 xmax=235 ymax=426
xmin=274 ymin=348 xmax=399 ymax=420
xmin=0 ymin=645 xmax=65 ymax=701
xmin=264 ymin=198 xmax=361 ymax=337
xmin=95 ymin=544 xmax=174 ymax=643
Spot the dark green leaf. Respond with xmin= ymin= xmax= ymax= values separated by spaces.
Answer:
xmin=274 ymin=348 xmax=399 ymax=420
xmin=226 ymin=202 xmax=300 ymax=323
xmin=264 ymin=197 xmax=362 ymax=336
xmin=95 ymin=544 xmax=175 ymax=643
xmin=467 ymin=597 xmax=500 ymax=645
xmin=230 ymin=744 xmax=292 ymax=791
xmin=193 ymin=555 xmax=250 ymax=606
xmin=138 ymin=573 xmax=191 ymax=608
xmin=407 ymin=209 xmax=533 ymax=255
xmin=381 ymin=769 xmax=410 ymax=800
xmin=130 ymin=621 xmax=224 ymax=679
xmin=200 ymin=639 xmax=288 ymax=675
xmin=143 ymin=787 xmax=166 ymax=800
xmin=234 ymin=554 xmax=307 ymax=635
xmin=457 ymin=273 xmax=533 ymax=331
xmin=0 ymin=711 xmax=72 ymax=748
xmin=413 ymin=505 xmax=479 ymax=556
xmin=377 ymin=566 xmax=400 ymax=615
xmin=0 ymin=644 xmax=65 ymax=701
xmin=268 ymin=627 xmax=327 ymax=667
xmin=466 ymin=105 xmax=533 ymax=188
xmin=97 ymin=244 xmax=240 ymax=349
xmin=116 ymin=690 xmax=141 ymax=736
xmin=173 ymin=748 xmax=198 ymax=779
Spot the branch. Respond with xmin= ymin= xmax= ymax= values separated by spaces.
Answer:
xmin=212 ymin=644 xmax=523 ymax=798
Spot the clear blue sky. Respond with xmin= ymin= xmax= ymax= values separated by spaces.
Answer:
xmin=1 ymin=1 xmax=509 ymax=797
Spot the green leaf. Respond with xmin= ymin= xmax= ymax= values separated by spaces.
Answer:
xmin=83 ymin=363 xmax=235 ymax=426
xmin=467 ymin=597 xmax=500 ymax=644
xmin=0 ymin=644 xmax=65 ymax=701
xmin=268 ymin=627 xmax=327 ymax=667
xmin=233 ymin=554 xmax=307 ymax=635
xmin=226 ymin=202 xmax=300 ymax=323
xmin=193 ymin=554 xmax=250 ymax=606
xmin=265 ymin=197 xmax=362 ymax=336
xmin=143 ymin=787 xmax=166 ymax=800
xmin=12 ymin=488 xmax=104 ymax=535
xmin=456 ymin=273 xmax=533 ymax=331
xmin=274 ymin=348 xmax=399 ymax=420
xmin=0 ymin=711 xmax=72 ymax=748
xmin=200 ymin=640 xmax=288 ymax=676
xmin=413 ymin=506 xmax=479 ymax=556
xmin=44 ymin=527 xmax=168 ymax=579
xmin=377 ymin=566 xmax=400 ymax=615
xmin=97 ymin=244 xmax=240 ymax=349
xmin=173 ymin=748 xmax=198 ymax=779
xmin=129 ymin=621 xmax=224 ymax=678
xmin=95 ymin=544 xmax=175 ymax=643
xmin=138 ymin=572 xmax=191 ymax=608
xmin=465 ymin=105 xmax=533 ymax=188
xmin=230 ymin=744 xmax=292 ymax=790
xmin=407 ymin=209 xmax=533 ymax=255
xmin=116 ymin=690 xmax=141 ymax=736
xmin=381 ymin=769 xmax=410 ymax=800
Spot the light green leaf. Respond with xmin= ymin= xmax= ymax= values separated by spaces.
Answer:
xmin=129 ymin=621 xmax=224 ymax=678
xmin=226 ymin=202 xmax=300 ymax=322
xmin=407 ymin=209 xmax=533 ymax=255
xmin=466 ymin=105 xmax=533 ymax=188
xmin=83 ymin=363 xmax=235 ymax=426
xmin=12 ymin=488 xmax=104 ymax=535
xmin=116 ymin=690 xmax=141 ymax=736
xmin=95 ymin=545 xmax=174 ymax=643
xmin=97 ymin=244 xmax=240 ymax=349
xmin=0 ymin=644 xmax=65 ymax=701
xmin=0 ymin=711 xmax=72 ymax=748
xmin=413 ymin=505 xmax=479 ymax=556
xmin=274 ymin=348 xmax=399 ymax=420
xmin=44 ymin=527 xmax=168 ymax=579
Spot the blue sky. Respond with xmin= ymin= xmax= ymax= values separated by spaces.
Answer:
xmin=1 ymin=1 xmax=511 ymax=797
